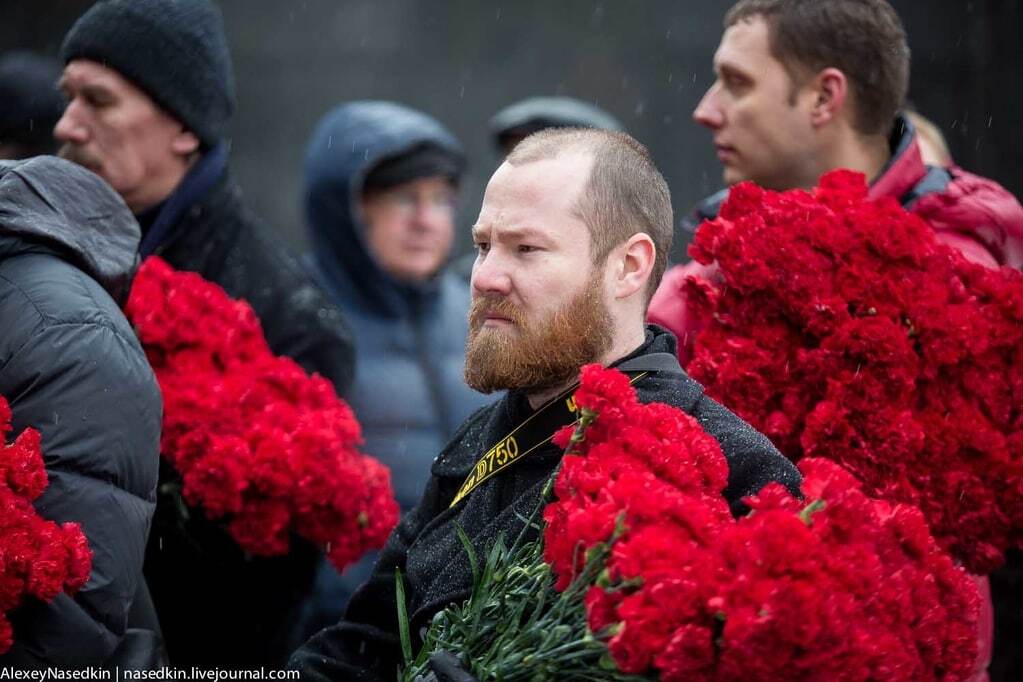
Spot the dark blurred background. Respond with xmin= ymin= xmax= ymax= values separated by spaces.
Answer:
xmin=4 ymin=0 xmax=1021 ymax=262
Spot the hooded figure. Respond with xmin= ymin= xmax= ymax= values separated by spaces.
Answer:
xmin=0 ymin=156 xmax=161 ymax=667
xmin=298 ymin=101 xmax=491 ymax=636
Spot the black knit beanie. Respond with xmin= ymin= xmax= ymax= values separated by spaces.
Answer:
xmin=60 ymin=0 xmax=236 ymax=148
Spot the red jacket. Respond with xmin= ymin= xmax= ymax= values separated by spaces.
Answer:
xmin=649 ymin=115 xmax=1023 ymax=359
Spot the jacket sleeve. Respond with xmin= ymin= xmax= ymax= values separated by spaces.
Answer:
xmin=230 ymin=224 xmax=357 ymax=397
xmin=0 ymin=320 xmax=161 ymax=667
xmin=689 ymin=394 xmax=802 ymax=516
xmin=288 ymin=478 xmax=443 ymax=682
xmin=262 ymin=278 xmax=357 ymax=397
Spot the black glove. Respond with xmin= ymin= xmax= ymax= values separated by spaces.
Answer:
xmin=426 ymin=650 xmax=478 ymax=682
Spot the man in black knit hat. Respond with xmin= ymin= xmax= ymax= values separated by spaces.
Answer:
xmin=55 ymin=0 xmax=355 ymax=667
xmin=55 ymin=0 xmax=354 ymax=393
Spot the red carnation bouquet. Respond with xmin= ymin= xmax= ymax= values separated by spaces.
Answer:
xmin=126 ymin=257 xmax=398 ymax=571
xmin=401 ymin=366 xmax=979 ymax=680
xmin=682 ymin=170 xmax=1023 ymax=574
xmin=0 ymin=396 xmax=92 ymax=654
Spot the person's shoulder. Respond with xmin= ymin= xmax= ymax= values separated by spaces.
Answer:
xmin=634 ymin=366 xmax=704 ymax=414
xmin=912 ymin=166 xmax=1023 ymax=268
xmin=431 ymin=399 xmax=501 ymax=476
xmin=216 ymin=203 xmax=337 ymax=301
xmin=933 ymin=167 xmax=1022 ymax=222
xmin=451 ymin=400 xmax=499 ymax=446
xmin=0 ymin=252 xmax=130 ymax=336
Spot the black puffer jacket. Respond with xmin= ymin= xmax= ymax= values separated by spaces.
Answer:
xmin=0 ymin=157 xmax=161 ymax=667
xmin=290 ymin=327 xmax=801 ymax=681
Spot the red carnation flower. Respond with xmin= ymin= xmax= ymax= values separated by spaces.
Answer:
xmin=541 ymin=366 xmax=978 ymax=680
xmin=0 ymin=395 xmax=93 ymax=655
xmin=684 ymin=170 xmax=1023 ymax=573
xmin=126 ymin=257 xmax=398 ymax=571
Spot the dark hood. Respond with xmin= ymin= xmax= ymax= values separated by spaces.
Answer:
xmin=303 ymin=100 xmax=464 ymax=316
xmin=0 ymin=156 xmax=140 ymax=303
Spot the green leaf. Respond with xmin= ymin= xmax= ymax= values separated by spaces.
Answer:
xmin=395 ymin=567 xmax=414 ymax=667
xmin=454 ymin=523 xmax=480 ymax=588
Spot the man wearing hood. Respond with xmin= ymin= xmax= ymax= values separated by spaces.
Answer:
xmin=0 ymin=156 xmax=161 ymax=667
xmin=298 ymin=101 xmax=492 ymax=637
xmin=53 ymin=0 xmax=356 ymax=666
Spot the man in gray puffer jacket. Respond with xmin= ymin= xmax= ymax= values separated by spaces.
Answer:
xmin=0 ymin=156 xmax=161 ymax=667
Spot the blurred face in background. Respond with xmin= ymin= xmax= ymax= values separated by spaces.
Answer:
xmin=360 ymin=175 xmax=457 ymax=283
xmin=55 ymin=59 xmax=198 ymax=212
xmin=693 ymin=15 xmax=821 ymax=190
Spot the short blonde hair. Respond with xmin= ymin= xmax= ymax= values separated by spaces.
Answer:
xmin=507 ymin=127 xmax=673 ymax=302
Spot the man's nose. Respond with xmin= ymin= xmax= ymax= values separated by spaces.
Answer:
xmin=470 ymin=249 xmax=512 ymax=297
xmin=53 ymin=101 xmax=88 ymax=144
xmin=693 ymin=83 xmax=725 ymax=130
xmin=411 ymin=199 xmax=453 ymax=232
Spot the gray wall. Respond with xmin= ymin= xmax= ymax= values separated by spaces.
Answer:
xmin=5 ymin=0 xmax=1021 ymax=262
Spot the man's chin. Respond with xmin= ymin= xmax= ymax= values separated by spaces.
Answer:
xmin=469 ymin=324 xmax=517 ymax=343
xmin=722 ymin=166 xmax=749 ymax=187
xmin=464 ymin=363 xmax=574 ymax=396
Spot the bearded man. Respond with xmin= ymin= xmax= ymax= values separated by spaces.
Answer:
xmin=289 ymin=128 xmax=800 ymax=681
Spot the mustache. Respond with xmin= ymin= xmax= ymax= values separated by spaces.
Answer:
xmin=468 ymin=295 xmax=523 ymax=329
xmin=58 ymin=144 xmax=102 ymax=170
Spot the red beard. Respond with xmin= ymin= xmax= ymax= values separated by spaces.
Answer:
xmin=464 ymin=275 xmax=613 ymax=395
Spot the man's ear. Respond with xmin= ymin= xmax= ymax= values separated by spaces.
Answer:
xmin=612 ymin=233 xmax=655 ymax=301
xmin=809 ymin=67 xmax=848 ymax=128
xmin=171 ymin=128 xmax=201 ymax=156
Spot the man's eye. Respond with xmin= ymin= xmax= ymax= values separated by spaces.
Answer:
xmin=723 ymin=74 xmax=748 ymax=92
xmin=475 ymin=241 xmax=490 ymax=253
xmin=518 ymin=245 xmax=538 ymax=253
